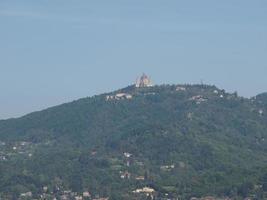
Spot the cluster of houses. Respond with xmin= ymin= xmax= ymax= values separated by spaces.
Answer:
xmin=106 ymin=93 xmax=133 ymax=101
xmin=104 ymin=75 xmax=230 ymax=108
xmin=20 ymin=191 xmax=33 ymax=198
xmin=54 ymin=190 xmax=92 ymax=200
xmin=132 ymin=187 xmax=156 ymax=200
xmin=120 ymin=171 xmax=131 ymax=179
xmin=0 ymin=142 xmax=6 ymax=160
xmin=120 ymin=171 xmax=145 ymax=181
xmin=189 ymin=95 xmax=208 ymax=104
xmin=133 ymin=187 xmax=155 ymax=194
xmin=19 ymin=187 xmax=109 ymax=200
xmin=118 ymin=152 xmax=157 ymax=198
xmin=160 ymin=164 xmax=175 ymax=171
xmin=0 ymin=141 xmax=34 ymax=162
xmin=0 ymin=141 xmax=7 ymax=161
xmin=119 ymin=152 xmax=145 ymax=181
xmin=121 ymin=152 xmax=132 ymax=178
xmin=250 ymin=98 xmax=265 ymax=117
xmin=188 ymin=89 xmax=225 ymax=105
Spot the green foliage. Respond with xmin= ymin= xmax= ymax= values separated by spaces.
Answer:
xmin=0 ymin=84 xmax=267 ymax=199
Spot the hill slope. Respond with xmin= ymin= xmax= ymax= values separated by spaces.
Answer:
xmin=0 ymin=84 xmax=267 ymax=199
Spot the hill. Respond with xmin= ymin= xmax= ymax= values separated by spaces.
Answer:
xmin=0 ymin=84 xmax=267 ymax=200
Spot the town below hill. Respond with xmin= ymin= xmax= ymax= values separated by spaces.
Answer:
xmin=0 ymin=76 xmax=267 ymax=200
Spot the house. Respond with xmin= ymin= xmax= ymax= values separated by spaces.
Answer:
xmin=123 ymin=152 xmax=132 ymax=158
xmin=126 ymin=160 xmax=130 ymax=167
xmin=43 ymin=186 xmax=48 ymax=193
xmin=120 ymin=171 xmax=131 ymax=179
xmin=63 ymin=190 xmax=72 ymax=194
xmin=187 ymin=112 xmax=193 ymax=120
xmin=105 ymin=95 xmax=114 ymax=101
xmin=160 ymin=164 xmax=175 ymax=171
xmin=20 ymin=192 xmax=32 ymax=197
xmin=133 ymin=187 xmax=155 ymax=194
xmin=176 ymin=86 xmax=186 ymax=91
xmin=189 ymin=95 xmax=207 ymax=104
xmin=213 ymin=90 xmax=219 ymax=94
xmin=20 ymin=141 xmax=27 ymax=146
xmin=0 ymin=156 xmax=7 ymax=161
xmin=126 ymin=94 xmax=133 ymax=99
xmin=75 ymin=196 xmax=83 ymax=200
xmin=115 ymin=93 xmax=132 ymax=100
xmin=201 ymin=197 xmax=215 ymax=200
xmin=106 ymin=93 xmax=133 ymax=101
xmin=61 ymin=195 xmax=68 ymax=200
xmin=135 ymin=176 xmax=145 ymax=180
xmin=83 ymin=191 xmax=91 ymax=197
xmin=116 ymin=93 xmax=126 ymax=98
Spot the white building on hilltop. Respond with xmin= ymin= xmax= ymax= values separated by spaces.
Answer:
xmin=135 ymin=73 xmax=153 ymax=88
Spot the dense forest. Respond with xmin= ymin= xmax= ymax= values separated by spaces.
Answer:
xmin=0 ymin=84 xmax=267 ymax=200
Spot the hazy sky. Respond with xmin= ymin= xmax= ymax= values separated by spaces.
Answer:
xmin=0 ymin=0 xmax=267 ymax=119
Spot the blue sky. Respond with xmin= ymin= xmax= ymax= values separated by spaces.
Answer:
xmin=0 ymin=0 xmax=267 ymax=119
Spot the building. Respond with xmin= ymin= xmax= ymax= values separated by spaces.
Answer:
xmin=106 ymin=93 xmax=132 ymax=101
xmin=135 ymin=73 xmax=153 ymax=88
xmin=83 ymin=191 xmax=91 ymax=198
xmin=20 ymin=192 xmax=32 ymax=198
xmin=135 ymin=176 xmax=145 ymax=180
xmin=123 ymin=152 xmax=132 ymax=158
xmin=133 ymin=187 xmax=155 ymax=194
xmin=120 ymin=171 xmax=131 ymax=179
xmin=43 ymin=186 xmax=48 ymax=193
xmin=176 ymin=86 xmax=186 ymax=91
xmin=160 ymin=164 xmax=175 ymax=171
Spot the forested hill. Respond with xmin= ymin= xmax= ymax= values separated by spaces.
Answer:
xmin=0 ymin=84 xmax=267 ymax=200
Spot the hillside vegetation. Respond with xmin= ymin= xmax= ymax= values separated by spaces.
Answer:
xmin=0 ymin=84 xmax=267 ymax=200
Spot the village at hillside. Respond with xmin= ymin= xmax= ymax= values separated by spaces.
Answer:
xmin=105 ymin=73 xmax=236 ymax=105
xmin=105 ymin=74 xmax=265 ymax=119
xmin=0 ymin=74 xmax=266 ymax=200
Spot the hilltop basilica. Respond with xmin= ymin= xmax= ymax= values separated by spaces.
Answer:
xmin=135 ymin=73 xmax=153 ymax=88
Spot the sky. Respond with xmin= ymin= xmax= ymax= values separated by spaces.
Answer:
xmin=0 ymin=0 xmax=267 ymax=119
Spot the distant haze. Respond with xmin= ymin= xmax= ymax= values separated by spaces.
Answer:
xmin=0 ymin=0 xmax=267 ymax=119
